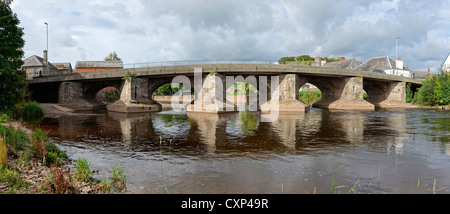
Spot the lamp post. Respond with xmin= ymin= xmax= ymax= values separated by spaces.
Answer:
xmin=44 ymin=22 xmax=49 ymax=75
xmin=395 ymin=37 xmax=399 ymax=75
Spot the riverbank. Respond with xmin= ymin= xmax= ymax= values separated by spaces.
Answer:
xmin=0 ymin=121 xmax=102 ymax=194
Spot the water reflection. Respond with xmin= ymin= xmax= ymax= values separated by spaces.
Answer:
xmin=270 ymin=113 xmax=305 ymax=149
xmin=186 ymin=112 xmax=234 ymax=152
xmin=30 ymin=108 xmax=450 ymax=193
xmin=40 ymin=109 xmax=420 ymax=155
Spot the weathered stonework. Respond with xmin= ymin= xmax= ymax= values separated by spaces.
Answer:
xmin=58 ymin=82 xmax=106 ymax=111
xmin=312 ymin=76 xmax=375 ymax=110
xmin=186 ymin=73 xmax=236 ymax=113
xmin=107 ymin=77 xmax=161 ymax=113
xmin=260 ymin=74 xmax=310 ymax=113
xmin=364 ymin=81 xmax=409 ymax=108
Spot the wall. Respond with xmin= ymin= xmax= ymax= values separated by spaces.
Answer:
xmin=24 ymin=66 xmax=59 ymax=80
xmin=76 ymin=67 xmax=122 ymax=72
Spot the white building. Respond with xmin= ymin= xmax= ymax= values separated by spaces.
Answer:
xmin=443 ymin=52 xmax=450 ymax=72
xmin=354 ymin=56 xmax=411 ymax=78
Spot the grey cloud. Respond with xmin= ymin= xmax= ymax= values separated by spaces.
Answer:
xmin=12 ymin=0 xmax=450 ymax=71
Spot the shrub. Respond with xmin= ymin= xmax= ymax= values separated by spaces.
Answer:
xmin=0 ymin=123 xmax=30 ymax=153
xmin=413 ymin=71 xmax=449 ymax=106
xmin=0 ymin=112 xmax=12 ymax=123
xmin=31 ymin=129 xmax=66 ymax=166
xmin=406 ymin=84 xmax=414 ymax=103
xmin=11 ymin=102 xmax=44 ymax=121
xmin=73 ymin=157 xmax=94 ymax=183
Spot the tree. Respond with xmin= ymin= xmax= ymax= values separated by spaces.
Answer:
xmin=155 ymin=83 xmax=183 ymax=95
xmin=296 ymin=55 xmax=314 ymax=62
xmin=0 ymin=0 xmax=27 ymax=112
xmin=278 ymin=56 xmax=296 ymax=64
xmin=104 ymin=51 xmax=122 ymax=61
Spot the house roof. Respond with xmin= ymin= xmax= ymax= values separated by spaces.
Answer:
xmin=21 ymin=55 xmax=57 ymax=69
xmin=53 ymin=62 xmax=72 ymax=70
xmin=75 ymin=61 xmax=123 ymax=68
xmin=322 ymin=58 xmax=362 ymax=70
xmin=410 ymin=71 xmax=430 ymax=78
xmin=443 ymin=52 xmax=450 ymax=65
xmin=354 ymin=56 xmax=396 ymax=71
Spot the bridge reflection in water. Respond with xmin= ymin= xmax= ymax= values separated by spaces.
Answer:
xmin=43 ymin=109 xmax=410 ymax=155
xmin=32 ymin=108 xmax=450 ymax=194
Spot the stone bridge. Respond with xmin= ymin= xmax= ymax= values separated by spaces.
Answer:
xmin=27 ymin=64 xmax=422 ymax=113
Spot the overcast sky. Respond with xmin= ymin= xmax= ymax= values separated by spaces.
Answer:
xmin=11 ymin=0 xmax=450 ymax=71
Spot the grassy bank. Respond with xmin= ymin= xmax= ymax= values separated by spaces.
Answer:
xmin=0 ymin=118 xmax=126 ymax=194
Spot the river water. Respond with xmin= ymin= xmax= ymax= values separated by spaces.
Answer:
xmin=29 ymin=107 xmax=449 ymax=194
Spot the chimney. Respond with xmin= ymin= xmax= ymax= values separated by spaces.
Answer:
xmin=43 ymin=50 xmax=48 ymax=66
xmin=428 ymin=68 xmax=430 ymax=73
xmin=339 ymin=57 xmax=345 ymax=62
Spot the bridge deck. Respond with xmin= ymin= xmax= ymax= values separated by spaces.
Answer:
xmin=28 ymin=64 xmax=422 ymax=85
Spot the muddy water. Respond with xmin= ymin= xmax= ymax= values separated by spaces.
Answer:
xmin=29 ymin=108 xmax=449 ymax=194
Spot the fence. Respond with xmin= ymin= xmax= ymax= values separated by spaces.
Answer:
xmin=123 ymin=59 xmax=279 ymax=69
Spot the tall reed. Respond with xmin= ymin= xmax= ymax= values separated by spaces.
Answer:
xmin=0 ymin=134 xmax=7 ymax=167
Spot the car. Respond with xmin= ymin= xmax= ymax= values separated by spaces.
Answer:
xmin=372 ymin=70 xmax=386 ymax=74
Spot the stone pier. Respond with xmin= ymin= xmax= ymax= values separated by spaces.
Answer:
xmin=311 ymin=76 xmax=375 ymax=110
xmin=107 ymin=77 xmax=162 ymax=113
xmin=260 ymin=74 xmax=310 ymax=113
xmin=186 ymin=73 xmax=236 ymax=113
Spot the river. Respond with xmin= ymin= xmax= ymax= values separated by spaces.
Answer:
xmin=28 ymin=107 xmax=449 ymax=194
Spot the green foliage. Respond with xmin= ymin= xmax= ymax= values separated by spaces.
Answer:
xmin=363 ymin=93 xmax=369 ymax=100
xmin=0 ymin=112 xmax=12 ymax=123
xmin=299 ymin=91 xmax=322 ymax=105
xmin=122 ymin=71 xmax=136 ymax=80
xmin=278 ymin=55 xmax=340 ymax=65
xmin=155 ymin=83 xmax=183 ymax=95
xmin=0 ymin=1 xmax=27 ymax=112
xmin=100 ymin=164 xmax=127 ymax=193
xmin=104 ymin=51 xmax=121 ymax=61
xmin=31 ymin=129 xmax=66 ymax=166
xmin=73 ymin=157 xmax=94 ymax=183
xmin=406 ymin=84 xmax=414 ymax=103
xmin=0 ymin=123 xmax=29 ymax=152
xmin=0 ymin=134 xmax=6 ymax=167
xmin=104 ymin=89 xmax=120 ymax=103
xmin=435 ymin=72 xmax=450 ymax=104
xmin=413 ymin=71 xmax=450 ymax=106
xmin=278 ymin=56 xmax=296 ymax=64
xmin=296 ymin=55 xmax=314 ymax=62
xmin=12 ymin=102 xmax=45 ymax=121
xmin=0 ymin=165 xmax=30 ymax=192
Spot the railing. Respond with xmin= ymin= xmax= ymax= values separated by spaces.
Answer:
xmin=123 ymin=59 xmax=279 ymax=69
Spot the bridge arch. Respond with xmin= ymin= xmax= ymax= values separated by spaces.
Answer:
xmin=83 ymin=81 xmax=121 ymax=102
xmin=225 ymin=75 xmax=260 ymax=111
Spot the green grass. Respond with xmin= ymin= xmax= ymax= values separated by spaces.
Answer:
xmin=0 ymin=165 xmax=31 ymax=193
xmin=12 ymin=102 xmax=45 ymax=122
xmin=100 ymin=164 xmax=128 ymax=194
xmin=72 ymin=157 xmax=94 ymax=183
xmin=299 ymin=91 xmax=322 ymax=105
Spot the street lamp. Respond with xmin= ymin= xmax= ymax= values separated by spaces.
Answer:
xmin=395 ymin=37 xmax=400 ymax=75
xmin=44 ymin=22 xmax=48 ymax=75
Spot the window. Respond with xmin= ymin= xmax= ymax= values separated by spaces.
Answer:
xmin=34 ymin=67 xmax=39 ymax=76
